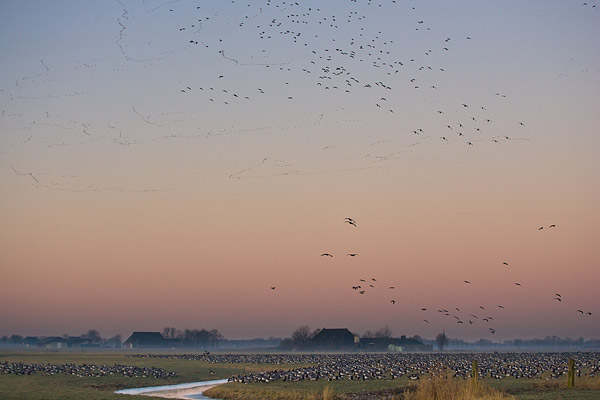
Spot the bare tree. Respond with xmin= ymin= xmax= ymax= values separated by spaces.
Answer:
xmin=210 ymin=329 xmax=224 ymax=349
xmin=362 ymin=330 xmax=375 ymax=339
xmin=162 ymin=327 xmax=180 ymax=339
xmin=436 ymin=331 xmax=449 ymax=351
xmin=374 ymin=325 xmax=393 ymax=338
xmin=82 ymin=329 xmax=102 ymax=343
xmin=108 ymin=334 xmax=122 ymax=348
xmin=411 ymin=334 xmax=424 ymax=343
xmin=291 ymin=325 xmax=312 ymax=348
xmin=8 ymin=335 xmax=23 ymax=345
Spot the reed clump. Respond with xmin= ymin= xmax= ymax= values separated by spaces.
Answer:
xmin=204 ymin=384 xmax=335 ymax=400
xmin=402 ymin=373 xmax=514 ymax=400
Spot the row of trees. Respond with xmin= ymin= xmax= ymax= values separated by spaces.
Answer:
xmin=162 ymin=327 xmax=224 ymax=349
xmin=280 ymin=325 xmax=321 ymax=350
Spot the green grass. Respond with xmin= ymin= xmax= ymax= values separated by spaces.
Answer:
xmin=0 ymin=350 xmax=310 ymax=400
xmin=205 ymin=377 xmax=413 ymax=400
xmin=205 ymin=375 xmax=600 ymax=400
xmin=1 ymin=351 xmax=599 ymax=400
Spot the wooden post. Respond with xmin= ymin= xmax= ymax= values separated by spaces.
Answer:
xmin=472 ymin=360 xmax=478 ymax=384
xmin=567 ymin=358 xmax=575 ymax=388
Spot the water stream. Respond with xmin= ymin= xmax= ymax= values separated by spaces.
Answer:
xmin=115 ymin=378 xmax=227 ymax=399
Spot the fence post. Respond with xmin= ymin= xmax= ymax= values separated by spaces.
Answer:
xmin=567 ymin=358 xmax=575 ymax=388
xmin=472 ymin=360 xmax=478 ymax=384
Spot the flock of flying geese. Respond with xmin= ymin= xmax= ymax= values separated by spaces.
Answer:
xmin=4 ymin=0 xmax=597 ymax=187
xmin=270 ymin=217 xmax=594 ymax=336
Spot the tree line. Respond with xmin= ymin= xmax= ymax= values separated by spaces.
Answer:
xmin=161 ymin=327 xmax=225 ymax=349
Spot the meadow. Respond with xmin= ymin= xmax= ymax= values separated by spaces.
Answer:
xmin=1 ymin=350 xmax=599 ymax=400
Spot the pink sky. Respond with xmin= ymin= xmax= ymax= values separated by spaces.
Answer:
xmin=1 ymin=1 xmax=599 ymax=341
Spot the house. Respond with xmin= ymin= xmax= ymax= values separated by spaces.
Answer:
xmin=123 ymin=332 xmax=166 ymax=348
xmin=22 ymin=336 xmax=39 ymax=348
xmin=360 ymin=335 xmax=432 ymax=352
xmin=66 ymin=336 xmax=100 ymax=349
xmin=37 ymin=337 xmax=68 ymax=349
xmin=396 ymin=335 xmax=432 ymax=352
xmin=311 ymin=328 xmax=358 ymax=350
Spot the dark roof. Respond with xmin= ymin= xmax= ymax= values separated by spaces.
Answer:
xmin=360 ymin=336 xmax=431 ymax=351
xmin=398 ymin=337 xmax=425 ymax=346
xmin=314 ymin=328 xmax=355 ymax=339
xmin=23 ymin=336 xmax=39 ymax=345
xmin=312 ymin=328 xmax=356 ymax=348
xmin=124 ymin=332 xmax=166 ymax=347
xmin=67 ymin=337 xmax=96 ymax=345
xmin=39 ymin=336 xmax=67 ymax=344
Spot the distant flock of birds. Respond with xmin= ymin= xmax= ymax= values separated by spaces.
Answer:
xmin=269 ymin=217 xmax=593 ymax=336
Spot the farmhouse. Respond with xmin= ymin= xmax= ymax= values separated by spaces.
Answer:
xmin=22 ymin=336 xmax=39 ymax=348
xmin=311 ymin=328 xmax=358 ymax=350
xmin=123 ymin=332 xmax=166 ymax=348
xmin=37 ymin=337 xmax=68 ymax=349
xmin=360 ymin=335 xmax=432 ymax=352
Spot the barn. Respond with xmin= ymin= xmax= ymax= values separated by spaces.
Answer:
xmin=123 ymin=332 xmax=166 ymax=348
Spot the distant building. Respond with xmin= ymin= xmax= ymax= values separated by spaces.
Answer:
xmin=22 ymin=336 xmax=39 ymax=348
xmin=311 ymin=328 xmax=358 ymax=350
xmin=123 ymin=332 xmax=166 ymax=348
xmin=37 ymin=337 xmax=68 ymax=349
xmin=360 ymin=335 xmax=432 ymax=352
xmin=66 ymin=337 xmax=100 ymax=349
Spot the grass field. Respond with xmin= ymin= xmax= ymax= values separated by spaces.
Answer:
xmin=1 ymin=350 xmax=599 ymax=400
xmin=204 ymin=375 xmax=600 ymax=400
xmin=0 ymin=350 xmax=308 ymax=400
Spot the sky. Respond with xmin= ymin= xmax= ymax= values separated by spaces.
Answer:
xmin=1 ymin=0 xmax=599 ymax=342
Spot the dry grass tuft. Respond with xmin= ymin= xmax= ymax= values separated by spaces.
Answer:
xmin=576 ymin=374 xmax=600 ymax=390
xmin=204 ymin=385 xmax=335 ymax=400
xmin=402 ymin=373 xmax=514 ymax=400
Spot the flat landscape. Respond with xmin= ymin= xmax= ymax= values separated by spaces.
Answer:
xmin=1 ymin=350 xmax=599 ymax=400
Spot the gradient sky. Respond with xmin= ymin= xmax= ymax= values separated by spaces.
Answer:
xmin=1 ymin=0 xmax=599 ymax=341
